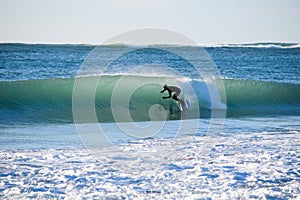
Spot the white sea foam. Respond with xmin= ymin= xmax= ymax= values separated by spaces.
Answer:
xmin=1 ymin=125 xmax=299 ymax=199
xmin=201 ymin=43 xmax=300 ymax=49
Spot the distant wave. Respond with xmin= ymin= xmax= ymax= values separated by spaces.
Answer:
xmin=1 ymin=42 xmax=299 ymax=49
xmin=81 ymin=42 xmax=300 ymax=49
xmin=202 ymin=43 xmax=300 ymax=49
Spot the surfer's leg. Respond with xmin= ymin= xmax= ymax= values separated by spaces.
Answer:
xmin=178 ymin=99 xmax=184 ymax=105
xmin=172 ymin=94 xmax=179 ymax=101
xmin=178 ymin=99 xmax=186 ymax=110
xmin=174 ymin=90 xmax=181 ymax=98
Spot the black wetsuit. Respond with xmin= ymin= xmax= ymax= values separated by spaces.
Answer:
xmin=160 ymin=86 xmax=181 ymax=101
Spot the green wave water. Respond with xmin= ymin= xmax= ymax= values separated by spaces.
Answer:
xmin=1 ymin=75 xmax=299 ymax=124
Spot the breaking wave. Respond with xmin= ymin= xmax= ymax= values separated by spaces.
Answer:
xmin=1 ymin=75 xmax=299 ymax=124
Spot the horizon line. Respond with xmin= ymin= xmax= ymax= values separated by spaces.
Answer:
xmin=0 ymin=41 xmax=299 ymax=46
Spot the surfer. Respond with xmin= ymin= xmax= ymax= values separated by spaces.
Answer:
xmin=161 ymin=84 xmax=189 ymax=111
xmin=160 ymin=84 xmax=181 ymax=102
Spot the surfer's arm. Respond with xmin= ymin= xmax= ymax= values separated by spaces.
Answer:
xmin=162 ymin=90 xmax=172 ymax=99
xmin=160 ymin=88 xmax=166 ymax=93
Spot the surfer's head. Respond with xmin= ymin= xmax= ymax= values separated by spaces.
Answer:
xmin=163 ymin=84 xmax=168 ymax=89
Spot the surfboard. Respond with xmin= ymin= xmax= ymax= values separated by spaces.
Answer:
xmin=178 ymin=99 xmax=189 ymax=111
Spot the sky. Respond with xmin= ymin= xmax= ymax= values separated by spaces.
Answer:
xmin=0 ymin=0 xmax=299 ymax=45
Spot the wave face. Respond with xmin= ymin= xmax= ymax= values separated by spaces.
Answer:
xmin=224 ymin=79 xmax=300 ymax=116
xmin=0 ymin=75 xmax=203 ymax=124
xmin=1 ymin=76 xmax=300 ymax=124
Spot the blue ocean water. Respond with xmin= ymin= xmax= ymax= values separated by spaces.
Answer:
xmin=0 ymin=43 xmax=299 ymax=199
xmin=1 ymin=43 xmax=299 ymax=83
